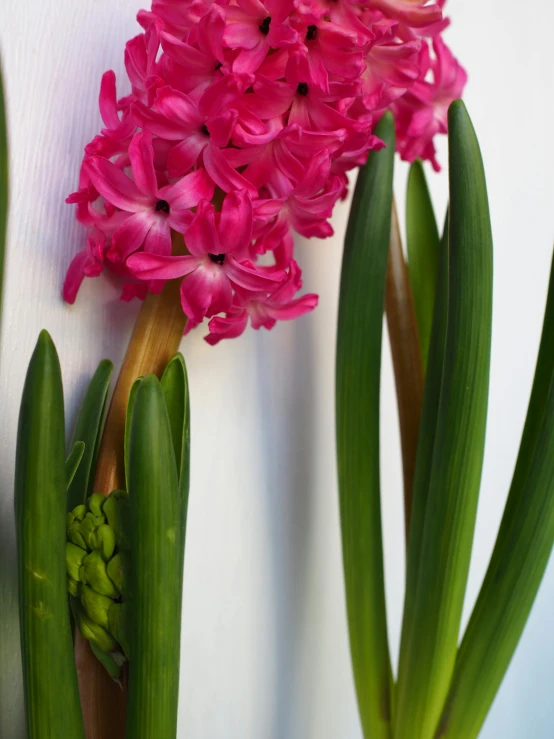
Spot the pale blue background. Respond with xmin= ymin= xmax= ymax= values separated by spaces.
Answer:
xmin=1 ymin=1 xmax=553 ymax=737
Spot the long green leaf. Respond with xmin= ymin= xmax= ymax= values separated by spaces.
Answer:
xmin=126 ymin=375 xmax=182 ymax=739
xmin=161 ymin=352 xmax=191 ymax=546
xmin=406 ymin=160 xmax=440 ymax=369
xmin=394 ymin=100 xmax=493 ymax=739
xmin=336 ymin=112 xmax=395 ymax=739
xmin=67 ymin=359 xmax=113 ymax=510
xmin=0 ymin=66 xmax=21 ymax=739
xmin=15 ymin=331 xmax=85 ymax=739
xmin=124 ymin=377 xmax=141 ymax=487
xmin=399 ymin=208 xmax=450 ymax=691
xmin=437 ymin=251 xmax=554 ymax=739
xmin=66 ymin=441 xmax=85 ymax=490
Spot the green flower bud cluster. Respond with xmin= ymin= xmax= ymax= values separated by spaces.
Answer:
xmin=66 ymin=491 xmax=131 ymax=677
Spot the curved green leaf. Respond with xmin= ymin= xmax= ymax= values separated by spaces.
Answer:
xmin=15 ymin=331 xmax=85 ymax=739
xmin=406 ymin=160 xmax=440 ymax=368
xmin=66 ymin=441 xmax=85 ymax=490
xmin=394 ymin=100 xmax=493 ymax=739
xmin=437 ymin=251 xmax=554 ymax=739
xmin=336 ymin=112 xmax=395 ymax=739
xmin=124 ymin=377 xmax=141 ymax=488
xmin=126 ymin=375 xmax=182 ymax=739
xmin=67 ymin=359 xmax=113 ymax=510
xmin=400 ymin=210 xmax=449 ymax=686
xmin=161 ymin=352 xmax=191 ymax=541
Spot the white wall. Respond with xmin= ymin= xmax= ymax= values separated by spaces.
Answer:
xmin=1 ymin=2 xmax=553 ymax=737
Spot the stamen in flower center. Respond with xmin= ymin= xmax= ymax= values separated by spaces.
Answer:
xmin=259 ymin=16 xmax=271 ymax=35
xmin=155 ymin=199 xmax=170 ymax=214
xmin=201 ymin=124 xmax=210 ymax=136
xmin=297 ymin=82 xmax=309 ymax=96
xmin=306 ymin=25 xmax=317 ymax=41
xmin=209 ymin=253 xmax=226 ymax=265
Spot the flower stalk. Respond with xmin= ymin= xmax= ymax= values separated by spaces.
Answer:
xmin=385 ymin=200 xmax=424 ymax=539
xmin=76 ymin=238 xmax=186 ymax=739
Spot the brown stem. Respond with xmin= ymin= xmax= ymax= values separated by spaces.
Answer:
xmin=385 ymin=200 xmax=424 ymax=541
xmin=77 ymin=235 xmax=187 ymax=739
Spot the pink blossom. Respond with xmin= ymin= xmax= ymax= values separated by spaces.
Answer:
xmin=393 ymin=36 xmax=467 ymax=170
xmin=84 ymin=131 xmax=214 ymax=259
xmin=127 ymin=191 xmax=284 ymax=322
xmin=206 ymin=260 xmax=319 ymax=344
xmin=65 ymin=0 xmax=466 ymax=341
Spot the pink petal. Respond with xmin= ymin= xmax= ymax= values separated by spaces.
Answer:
xmin=203 ymin=144 xmax=258 ymax=198
xmin=127 ymin=252 xmax=200 ymax=280
xmin=225 ymin=258 xmax=284 ymax=291
xmin=143 ymin=217 xmax=172 ymax=255
xmin=205 ymin=311 xmax=249 ymax=345
xmin=184 ymin=200 xmax=220 ymax=258
xmin=180 ymin=264 xmax=233 ymax=323
xmin=155 ymin=86 xmax=204 ymax=126
xmin=219 ymin=191 xmax=253 ymax=255
xmin=128 ymin=131 xmax=158 ymax=197
xmin=99 ymin=71 xmax=120 ymax=130
xmin=110 ymin=212 xmax=156 ymax=260
xmin=167 ymin=135 xmax=208 ymax=176
xmin=131 ymin=101 xmax=188 ymax=140
xmin=84 ymin=157 xmax=152 ymax=213
xmin=163 ymin=167 xmax=215 ymax=211
xmin=161 ymin=32 xmax=212 ymax=72
xmin=62 ymin=247 xmax=102 ymax=304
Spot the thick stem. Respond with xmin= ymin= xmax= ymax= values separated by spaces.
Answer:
xmin=94 ymin=278 xmax=186 ymax=495
xmin=76 ymin=241 xmax=186 ymax=739
xmin=385 ymin=200 xmax=424 ymax=541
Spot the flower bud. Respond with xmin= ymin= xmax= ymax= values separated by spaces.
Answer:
xmin=87 ymin=493 xmax=105 ymax=518
xmin=106 ymin=551 xmax=129 ymax=597
xmin=94 ymin=524 xmax=116 ymax=561
xmin=67 ymin=523 xmax=87 ymax=550
xmin=80 ymin=550 xmax=118 ymax=597
xmin=80 ymin=584 xmax=113 ymax=630
xmin=73 ymin=601 xmax=117 ymax=653
xmin=66 ymin=542 xmax=87 ymax=582
xmin=103 ymin=490 xmax=130 ymax=550
xmin=78 ymin=513 xmax=98 ymax=550
xmin=72 ymin=504 xmax=86 ymax=521
xmin=67 ymin=577 xmax=79 ymax=598
xmin=108 ymin=602 xmax=131 ymax=659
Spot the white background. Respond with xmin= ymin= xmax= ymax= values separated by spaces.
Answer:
xmin=1 ymin=1 xmax=553 ymax=737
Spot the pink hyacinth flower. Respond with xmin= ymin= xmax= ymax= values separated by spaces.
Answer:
xmin=206 ymin=260 xmax=319 ymax=344
xmin=84 ymin=131 xmax=214 ymax=259
xmin=127 ymin=191 xmax=285 ymax=323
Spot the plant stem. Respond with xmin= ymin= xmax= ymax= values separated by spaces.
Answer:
xmin=76 ymin=238 xmax=187 ymax=739
xmin=385 ymin=200 xmax=424 ymax=540
xmin=94 ymin=277 xmax=186 ymax=494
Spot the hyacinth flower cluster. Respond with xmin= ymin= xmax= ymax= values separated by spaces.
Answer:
xmin=64 ymin=0 xmax=466 ymax=344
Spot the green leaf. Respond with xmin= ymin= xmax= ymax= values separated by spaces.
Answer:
xmin=406 ymin=161 xmax=440 ymax=369
xmin=161 ymin=353 xmax=191 ymax=541
xmin=399 ymin=208 xmax=449 ymax=693
xmin=394 ymin=100 xmax=494 ymax=739
xmin=124 ymin=377 xmax=141 ymax=488
xmin=336 ymin=111 xmax=395 ymax=739
xmin=67 ymin=360 xmax=113 ymax=510
xmin=126 ymin=375 xmax=182 ymax=739
xmin=437 ymin=251 xmax=554 ymax=739
xmin=15 ymin=331 xmax=85 ymax=739
xmin=89 ymin=640 xmax=122 ymax=683
xmin=66 ymin=441 xmax=85 ymax=490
